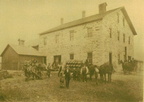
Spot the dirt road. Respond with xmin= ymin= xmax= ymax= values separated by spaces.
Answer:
xmin=0 ymin=71 xmax=143 ymax=102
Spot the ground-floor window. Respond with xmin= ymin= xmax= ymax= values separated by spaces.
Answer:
xmin=70 ymin=53 xmax=74 ymax=60
xmin=44 ymin=57 xmax=47 ymax=64
xmin=109 ymin=53 xmax=112 ymax=64
xmin=128 ymin=56 xmax=131 ymax=62
xmin=54 ymin=55 xmax=61 ymax=64
xmin=124 ymin=47 xmax=127 ymax=61
xmin=87 ymin=52 xmax=93 ymax=64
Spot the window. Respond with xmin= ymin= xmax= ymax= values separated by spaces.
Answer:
xmin=70 ymin=30 xmax=74 ymax=41
xmin=117 ymin=13 xmax=119 ymax=23
xmin=109 ymin=53 xmax=112 ymax=64
xmin=95 ymin=26 xmax=100 ymax=31
xmin=43 ymin=37 xmax=47 ymax=45
xmin=128 ymin=36 xmax=130 ymax=44
xmin=87 ymin=52 xmax=93 ymax=64
xmin=123 ymin=18 xmax=125 ymax=26
xmin=70 ymin=53 xmax=74 ymax=60
xmin=124 ymin=47 xmax=127 ymax=61
xmin=55 ymin=35 xmax=59 ymax=43
xmin=123 ymin=33 xmax=125 ymax=43
xmin=109 ymin=28 xmax=112 ymax=38
xmin=87 ymin=27 xmax=93 ymax=37
xmin=128 ymin=56 xmax=131 ymax=62
xmin=117 ymin=31 xmax=120 ymax=41
xmin=118 ymin=54 xmax=120 ymax=64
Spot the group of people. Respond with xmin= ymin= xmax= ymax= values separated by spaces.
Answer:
xmin=57 ymin=60 xmax=99 ymax=89
xmin=23 ymin=59 xmax=99 ymax=88
xmin=23 ymin=59 xmax=51 ymax=80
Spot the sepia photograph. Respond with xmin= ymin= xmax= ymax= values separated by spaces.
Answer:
xmin=0 ymin=0 xmax=143 ymax=102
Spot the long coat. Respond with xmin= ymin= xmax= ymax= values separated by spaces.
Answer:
xmin=64 ymin=69 xmax=71 ymax=80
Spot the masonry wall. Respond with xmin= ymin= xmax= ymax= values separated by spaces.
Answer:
xmin=39 ymin=10 xmax=135 ymax=70
xmin=39 ymin=20 xmax=103 ymax=65
xmin=102 ymin=10 xmax=134 ymax=71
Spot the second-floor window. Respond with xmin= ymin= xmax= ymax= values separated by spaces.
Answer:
xmin=118 ymin=31 xmax=120 ymax=41
xmin=123 ymin=18 xmax=125 ymax=26
xmin=55 ymin=35 xmax=59 ymax=43
xmin=117 ymin=13 xmax=119 ymax=23
xmin=43 ymin=37 xmax=47 ymax=45
xmin=87 ymin=27 xmax=93 ymax=37
xmin=123 ymin=33 xmax=125 ymax=43
xmin=118 ymin=54 xmax=120 ymax=64
xmin=109 ymin=28 xmax=112 ymax=38
xmin=70 ymin=30 xmax=74 ymax=41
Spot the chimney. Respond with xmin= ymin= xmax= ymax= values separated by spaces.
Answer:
xmin=82 ymin=11 xmax=86 ymax=18
xmin=99 ymin=2 xmax=107 ymax=14
xmin=61 ymin=18 xmax=64 ymax=25
xmin=18 ymin=39 xmax=25 ymax=46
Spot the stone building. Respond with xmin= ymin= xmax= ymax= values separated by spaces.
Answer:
xmin=39 ymin=3 xmax=137 ymax=70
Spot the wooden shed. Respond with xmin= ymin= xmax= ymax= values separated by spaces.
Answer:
xmin=1 ymin=44 xmax=46 ymax=70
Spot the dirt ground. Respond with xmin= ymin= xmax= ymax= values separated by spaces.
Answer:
xmin=0 ymin=70 xmax=143 ymax=102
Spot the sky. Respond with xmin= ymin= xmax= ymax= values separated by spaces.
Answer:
xmin=0 ymin=0 xmax=144 ymax=61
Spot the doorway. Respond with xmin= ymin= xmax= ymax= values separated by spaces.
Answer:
xmin=87 ymin=52 xmax=93 ymax=64
xmin=124 ymin=47 xmax=127 ymax=61
xmin=54 ymin=55 xmax=61 ymax=64
xmin=109 ymin=53 xmax=112 ymax=64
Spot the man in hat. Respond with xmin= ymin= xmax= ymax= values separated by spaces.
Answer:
xmin=64 ymin=65 xmax=71 ymax=88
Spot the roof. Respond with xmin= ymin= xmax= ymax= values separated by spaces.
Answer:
xmin=25 ymin=38 xmax=39 ymax=47
xmin=1 ymin=44 xmax=45 ymax=57
xmin=40 ymin=7 xmax=137 ymax=35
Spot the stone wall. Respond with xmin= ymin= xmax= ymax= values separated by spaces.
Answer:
xmin=39 ymin=10 xmax=135 ymax=70
xmin=102 ymin=10 xmax=134 ymax=71
xmin=39 ymin=20 xmax=103 ymax=65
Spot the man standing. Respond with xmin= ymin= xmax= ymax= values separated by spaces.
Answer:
xmin=47 ymin=63 xmax=51 ymax=78
xmin=58 ymin=63 xmax=62 ymax=77
xmin=64 ymin=65 xmax=71 ymax=88
xmin=80 ymin=64 xmax=89 ymax=82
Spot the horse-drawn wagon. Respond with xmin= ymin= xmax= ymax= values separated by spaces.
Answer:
xmin=23 ymin=60 xmax=47 ymax=80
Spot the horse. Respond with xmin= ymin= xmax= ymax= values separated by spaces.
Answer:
xmin=87 ymin=64 xmax=95 ymax=80
xmin=99 ymin=62 xmax=114 ymax=83
xmin=87 ymin=64 xmax=99 ymax=84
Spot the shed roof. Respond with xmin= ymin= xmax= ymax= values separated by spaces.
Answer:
xmin=1 ymin=44 xmax=45 ymax=57
xmin=40 ymin=7 xmax=137 ymax=35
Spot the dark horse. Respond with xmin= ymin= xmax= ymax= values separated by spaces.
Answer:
xmin=88 ymin=64 xmax=96 ymax=80
xmin=88 ymin=62 xmax=113 ymax=83
xmin=99 ymin=62 xmax=114 ymax=83
xmin=87 ymin=64 xmax=99 ymax=84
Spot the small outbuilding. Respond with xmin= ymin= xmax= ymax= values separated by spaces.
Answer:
xmin=1 ymin=44 xmax=46 ymax=70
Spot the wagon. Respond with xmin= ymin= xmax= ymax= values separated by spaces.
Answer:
xmin=65 ymin=60 xmax=83 ymax=80
xmin=65 ymin=60 xmax=83 ymax=73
